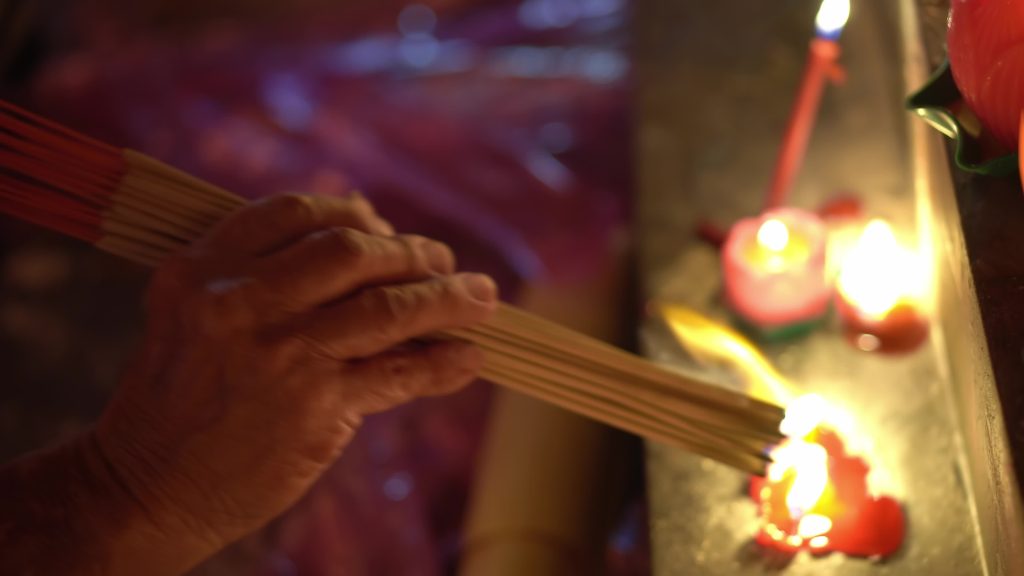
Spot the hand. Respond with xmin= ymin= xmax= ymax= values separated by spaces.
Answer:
xmin=89 ymin=194 xmax=498 ymax=573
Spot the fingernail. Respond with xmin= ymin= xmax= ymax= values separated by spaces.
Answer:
xmin=460 ymin=273 xmax=497 ymax=303
xmin=423 ymin=241 xmax=455 ymax=274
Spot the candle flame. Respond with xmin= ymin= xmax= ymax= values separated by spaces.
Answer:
xmin=815 ymin=0 xmax=850 ymax=37
xmin=757 ymin=219 xmax=790 ymax=252
xmin=767 ymin=394 xmax=831 ymax=524
xmin=771 ymin=439 xmax=830 ymax=519
xmin=836 ymin=219 xmax=922 ymax=320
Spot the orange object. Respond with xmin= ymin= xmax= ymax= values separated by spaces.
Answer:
xmin=948 ymin=0 xmax=1024 ymax=151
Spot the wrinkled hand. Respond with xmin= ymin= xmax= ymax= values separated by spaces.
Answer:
xmin=92 ymin=194 xmax=497 ymax=572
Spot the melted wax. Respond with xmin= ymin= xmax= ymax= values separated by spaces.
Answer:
xmin=750 ymin=427 xmax=905 ymax=558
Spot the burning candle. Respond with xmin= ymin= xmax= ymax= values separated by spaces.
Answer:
xmin=764 ymin=0 xmax=849 ymax=209
xmin=750 ymin=395 xmax=906 ymax=558
xmin=835 ymin=219 xmax=928 ymax=353
xmin=722 ymin=208 xmax=830 ymax=336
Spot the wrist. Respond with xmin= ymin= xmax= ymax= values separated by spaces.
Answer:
xmin=0 ymin=430 xmax=221 ymax=576
xmin=85 ymin=422 xmax=227 ymax=575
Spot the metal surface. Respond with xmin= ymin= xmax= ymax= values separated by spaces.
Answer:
xmin=635 ymin=0 xmax=983 ymax=574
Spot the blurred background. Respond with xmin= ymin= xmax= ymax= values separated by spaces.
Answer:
xmin=0 ymin=0 xmax=644 ymax=575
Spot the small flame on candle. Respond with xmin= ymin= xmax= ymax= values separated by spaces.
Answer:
xmin=757 ymin=219 xmax=790 ymax=252
xmin=769 ymin=394 xmax=831 ymax=520
xmin=771 ymin=440 xmax=830 ymax=518
xmin=815 ymin=0 xmax=850 ymax=38
xmin=836 ymin=219 xmax=923 ymax=320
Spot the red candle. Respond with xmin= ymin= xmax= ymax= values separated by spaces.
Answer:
xmin=750 ymin=395 xmax=906 ymax=558
xmin=835 ymin=220 xmax=928 ymax=353
xmin=722 ymin=208 xmax=830 ymax=331
xmin=764 ymin=0 xmax=849 ymax=210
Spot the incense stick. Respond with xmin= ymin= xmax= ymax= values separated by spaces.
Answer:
xmin=0 ymin=100 xmax=785 ymax=474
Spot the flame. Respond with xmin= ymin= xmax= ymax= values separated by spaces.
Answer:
xmin=797 ymin=514 xmax=833 ymax=538
xmin=764 ymin=394 xmax=832 ymax=535
xmin=836 ymin=219 xmax=923 ymax=320
xmin=756 ymin=398 xmax=905 ymax=556
xmin=757 ymin=219 xmax=790 ymax=252
xmin=656 ymin=304 xmax=794 ymax=405
xmin=770 ymin=439 xmax=830 ymax=518
xmin=815 ymin=0 xmax=850 ymax=36
xmin=779 ymin=394 xmax=826 ymax=438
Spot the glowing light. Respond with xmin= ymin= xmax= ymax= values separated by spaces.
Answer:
xmin=263 ymin=74 xmax=314 ymax=131
xmin=797 ymin=514 xmax=833 ymax=538
xmin=399 ymin=33 xmax=440 ymax=68
xmin=774 ymin=440 xmax=830 ymax=518
xmin=757 ymin=219 xmax=790 ymax=252
xmin=779 ymin=394 xmax=826 ymax=439
xmin=837 ymin=220 xmax=923 ymax=320
xmin=754 ymin=393 xmax=907 ymax=557
xmin=815 ymin=0 xmax=851 ymax=38
xmin=769 ymin=395 xmax=831 ymax=519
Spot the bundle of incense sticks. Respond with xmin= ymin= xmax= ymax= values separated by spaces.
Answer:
xmin=0 ymin=100 xmax=784 ymax=474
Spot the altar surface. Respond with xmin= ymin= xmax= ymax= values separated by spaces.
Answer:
xmin=634 ymin=0 xmax=1013 ymax=573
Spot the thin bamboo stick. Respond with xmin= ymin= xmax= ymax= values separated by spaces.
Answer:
xmin=0 ymin=104 xmax=789 ymax=473
xmin=124 ymin=150 xmax=246 ymax=207
xmin=474 ymin=307 xmax=784 ymax=425
xmin=490 ymin=305 xmax=785 ymax=418
xmin=481 ymin=347 xmax=772 ymax=458
xmin=480 ymin=364 xmax=769 ymax=475
xmin=460 ymin=328 xmax=782 ymax=444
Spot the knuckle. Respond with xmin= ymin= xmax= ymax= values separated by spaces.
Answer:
xmin=346 ymin=194 xmax=375 ymax=219
xmin=373 ymin=287 xmax=415 ymax=323
xmin=440 ymin=276 xmax=471 ymax=305
xmin=368 ymin=356 xmax=422 ymax=404
xmin=321 ymin=227 xmax=371 ymax=266
xmin=364 ymin=287 xmax=418 ymax=343
xmin=274 ymin=193 xmax=318 ymax=222
xmin=395 ymin=235 xmax=425 ymax=268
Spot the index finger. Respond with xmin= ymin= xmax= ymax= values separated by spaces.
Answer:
xmin=200 ymin=193 xmax=393 ymax=257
